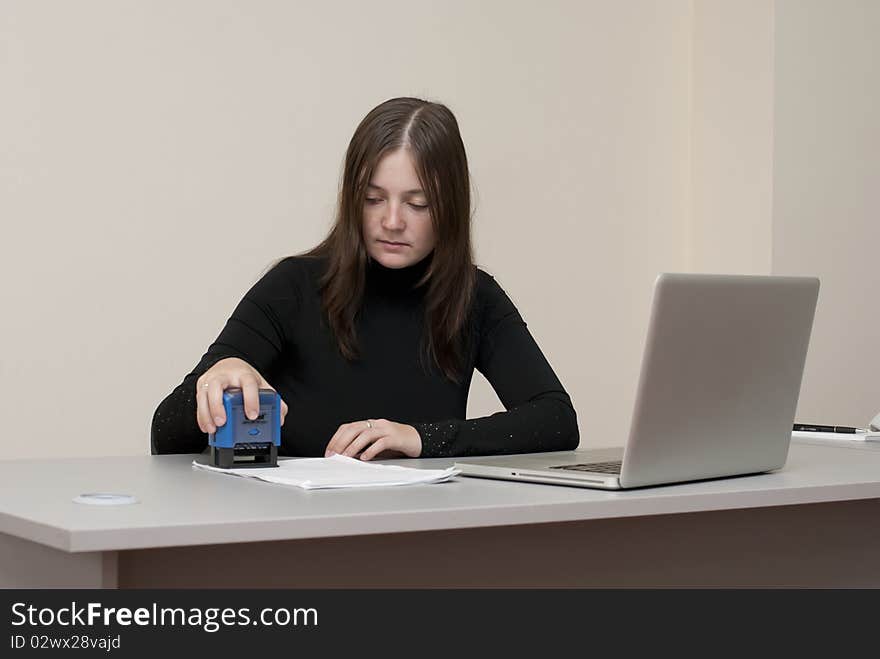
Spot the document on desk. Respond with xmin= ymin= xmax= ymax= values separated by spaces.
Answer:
xmin=792 ymin=431 xmax=880 ymax=442
xmin=192 ymin=454 xmax=460 ymax=490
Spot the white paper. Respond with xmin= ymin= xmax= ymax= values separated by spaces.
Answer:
xmin=192 ymin=454 xmax=460 ymax=490
xmin=792 ymin=430 xmax=880 ymax=442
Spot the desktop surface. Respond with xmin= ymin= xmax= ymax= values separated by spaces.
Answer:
xmin=2 ymin=441 xmax=880 ymax=554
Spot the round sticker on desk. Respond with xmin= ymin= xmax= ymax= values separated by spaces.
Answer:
xmin=72 ymin=493 xmax=138 ymax=506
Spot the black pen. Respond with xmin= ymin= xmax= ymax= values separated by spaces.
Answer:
xmin=793 ymin=423 xmax=864 ymax=434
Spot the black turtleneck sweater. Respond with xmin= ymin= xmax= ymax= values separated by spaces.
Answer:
xmin=150 ymin=254 xmax=579 ymax=458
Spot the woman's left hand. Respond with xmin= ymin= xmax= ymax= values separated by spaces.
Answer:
xmin=324 ymin=418 xmax=423 ymax=461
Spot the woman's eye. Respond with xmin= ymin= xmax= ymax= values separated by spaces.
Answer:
xmin=409 ymin=203 xmax=428 ymax=211
xmin=365 ymin=198 xmax=383 ymax=205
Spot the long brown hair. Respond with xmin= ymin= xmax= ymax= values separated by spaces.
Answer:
xmin=271 ymin=97 xmax=477 ymax=383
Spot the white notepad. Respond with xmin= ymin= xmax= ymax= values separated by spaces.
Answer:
xmin=792 ymin=430 xmax=880 ymax=442
xmin=192 ymin=454 xmax=460 ymax=490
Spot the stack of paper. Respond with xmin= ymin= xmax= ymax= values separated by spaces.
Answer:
xmin=192 ymin=454 xmax=459 ymax=490
xmin=792 ymin=430 xmax=880 ymax=442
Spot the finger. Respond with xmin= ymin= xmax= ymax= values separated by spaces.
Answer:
xmin=324 ymin=426 xmax=340 ymax=456
xmin=327 ymin=421 xmax=369 ymax=457
xmin=197 ymin=379 xmax=220 ymax=433
xmin=342 ymin=428 xmax=382 ymax=458
xmin=240 ymin=373 xmax=261 ymax=420
xmin=359 ymin=437 xmax=388 ymax=461
xmin=325 ymin=422 xmax=352 ymax=456
xmin=334 ymin=422 xmax=373 ymax=457
xmin=255 ymin=374 xmax=284 ymax=425
xmin=207 ymin=379 xmax=228 ymax=429
xmin=196 ymin=380 xmax=211 ymax=433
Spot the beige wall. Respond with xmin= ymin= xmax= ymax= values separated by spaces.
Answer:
xmin=689 ymin=0 xmax=880 ymax=430
xmin=689 ymin=0 xmax=774 ymax=275
xmin=1 ymin=0 xmax=692 ymax=459
xmin=773 ymin=0 xmax=880 ymax=427
xmin=1 ymin=1 xmax=876 ymax=461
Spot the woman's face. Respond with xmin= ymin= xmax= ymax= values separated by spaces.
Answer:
xmin=362 ymin=148 xmax=436 ymax=269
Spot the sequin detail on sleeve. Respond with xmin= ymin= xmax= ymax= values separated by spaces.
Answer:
xmin=412 ymin=397 xmax=578 ymax=459
xmin=413 ymin=421 xmax=459 ymax=458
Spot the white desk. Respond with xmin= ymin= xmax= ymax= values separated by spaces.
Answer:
xmin=2 ymin=440 xmax=880 ymax=588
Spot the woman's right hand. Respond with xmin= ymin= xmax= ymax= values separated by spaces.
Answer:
xmin=195 ymin=357 xmax=289 ymax=434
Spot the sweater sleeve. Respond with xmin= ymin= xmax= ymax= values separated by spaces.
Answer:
xmin=150 ymin=258 xmax=297 ymax=455
xmin=412 ymin=272 xmax=579 ymax=458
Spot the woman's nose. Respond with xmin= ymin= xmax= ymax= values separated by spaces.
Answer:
xmin=382 ymin=202 xmax=405 ymax=229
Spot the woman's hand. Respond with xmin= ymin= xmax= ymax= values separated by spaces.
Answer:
xmin=325 ymin=418 xmax=422 ymax=461
xmin=195 ymin=357 xmax=288 ymax=434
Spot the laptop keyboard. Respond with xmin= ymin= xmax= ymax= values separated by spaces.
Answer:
xmin=549 ymin=461 xmax=622 ymax=474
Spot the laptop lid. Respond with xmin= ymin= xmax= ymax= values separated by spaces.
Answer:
xmin=454 ymin=273 xmax=820 ymax=490
xmin=618 ymin=273 xmax=818 ymax=487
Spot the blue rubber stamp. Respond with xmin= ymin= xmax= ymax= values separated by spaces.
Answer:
xmin=208 ymin=387 xmax=281 ymax=468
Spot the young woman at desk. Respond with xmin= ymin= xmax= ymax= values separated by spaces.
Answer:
xmin=151 ymin=97 xmax=579 ymax=460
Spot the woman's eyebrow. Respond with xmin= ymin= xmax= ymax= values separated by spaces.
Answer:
xmin=367 ymin=183 xmax=425 ymax=195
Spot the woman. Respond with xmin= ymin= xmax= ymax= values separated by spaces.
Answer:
xmin=151 ymin=97 xmax=579 ymax=460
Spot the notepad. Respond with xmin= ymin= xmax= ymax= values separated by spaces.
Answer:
xmin=192 ymin=454 xmax=460 ymax=490
xmin=792 ymin=430 xmax=880 ymax=442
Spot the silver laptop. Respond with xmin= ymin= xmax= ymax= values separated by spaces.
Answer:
xmin=454 ymin=273 xmax=820 ymax=489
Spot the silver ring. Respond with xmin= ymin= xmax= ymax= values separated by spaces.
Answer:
xmin=202 ymin=383 xmax=209 ymax=388
xmin=366 ymin=420 xmax=373 ymax=429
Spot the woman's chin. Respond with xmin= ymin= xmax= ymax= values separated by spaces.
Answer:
xmin=370 ymin=251 xmax=416 ymax=269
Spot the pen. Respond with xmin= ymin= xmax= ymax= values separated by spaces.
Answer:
xmin=793 ymin=423 xmax=865 ymax=434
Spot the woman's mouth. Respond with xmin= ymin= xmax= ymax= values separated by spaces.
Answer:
xmin=379 ymin=240 xmax=409 ymax=250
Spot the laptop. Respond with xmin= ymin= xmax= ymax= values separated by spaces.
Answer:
xmin=454 ymin=273 xmax=820 ymax=489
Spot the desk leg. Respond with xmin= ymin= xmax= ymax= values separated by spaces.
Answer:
xmin=0 ymin=532 xmax=118 ymax=588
